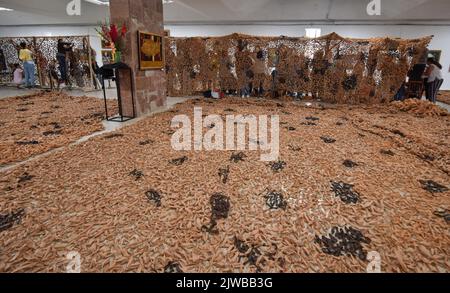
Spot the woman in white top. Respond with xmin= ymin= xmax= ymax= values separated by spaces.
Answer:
xmin=424 ymin=57 xmax=444 ymax=103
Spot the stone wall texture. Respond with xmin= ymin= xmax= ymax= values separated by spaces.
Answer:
xmin=110 ymin=0 xmax=167 ymax=116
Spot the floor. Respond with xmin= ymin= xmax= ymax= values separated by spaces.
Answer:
xmin=2 ymin=86 xmax=450 ymax=109
xmin=0 ymin=87 xmax=191 ymax=172
xmin=437 ymin=101 xmax=450 ymax=112
xmin=0 ymin=97 xmax=448 ymax=272
xmin=0 ymin=92 xmax=118 ymax=168
xmin=0 ymin=85 xmax=447 ymax=173
xmin=99 ymin=96 xmax=190 ymax=136
xmin=0 ymin=86 xmax=119 ymax=100
xmin=0 ymin=87 xmax=37 ymax=99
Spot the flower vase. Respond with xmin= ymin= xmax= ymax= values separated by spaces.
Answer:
xmin=114 ymin=51 xmax=122 ymax=63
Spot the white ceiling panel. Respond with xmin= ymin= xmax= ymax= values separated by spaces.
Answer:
xmin=0 ymin=0 xmax=449 ymax=26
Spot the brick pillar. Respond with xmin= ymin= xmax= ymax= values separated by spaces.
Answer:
xmin=110 ymin=0 xmax=166 ymax=117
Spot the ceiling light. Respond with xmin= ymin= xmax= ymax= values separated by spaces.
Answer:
xmin=84 ymin=0 xmax=110 ymax=6
xmin=163 ymin=0 xmax=174 ymax=4
xmin=0 ymin=7 xmax=14 ymax=11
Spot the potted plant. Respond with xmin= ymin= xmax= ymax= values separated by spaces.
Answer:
xmin=97 ymin=22 xmax=127 ymax=63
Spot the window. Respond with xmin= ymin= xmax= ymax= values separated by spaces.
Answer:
xmin=305 ymin=28 xmax=321 ymax=39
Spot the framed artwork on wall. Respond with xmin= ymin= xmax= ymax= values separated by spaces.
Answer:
xmin=138 ymin=31 xmax=164 ymax=70
xmin=428 ymin=50 xmax=442 ymax=62
xmin=101 ymin=50 xmax=113 ymax=65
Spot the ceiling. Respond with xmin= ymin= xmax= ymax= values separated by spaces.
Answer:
xmin=0 ymin=0 xmax=449 ymax=26
xmin=0 ymin=0 xmax=109 ymax=26
xmin=164 ymin=0 xmax=450 ymax=24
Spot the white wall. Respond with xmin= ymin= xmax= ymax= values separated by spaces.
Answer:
xmin=166 ymin=24 xmax=450 ymax=90
xmin=0 ymin=26 xmax=103 ymax=66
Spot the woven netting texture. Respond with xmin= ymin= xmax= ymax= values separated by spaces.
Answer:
xmin=165 ymin=33 xmax=432 ymax=104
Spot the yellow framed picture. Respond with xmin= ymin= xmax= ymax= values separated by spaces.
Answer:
xmin=138 ymin=31 xmax=164 ymax=70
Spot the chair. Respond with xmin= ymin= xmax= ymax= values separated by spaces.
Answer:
xmin=404 ymin=64 xmax=426 ymax=99
xmin=405 ymin=80 xmax=424 ymax=99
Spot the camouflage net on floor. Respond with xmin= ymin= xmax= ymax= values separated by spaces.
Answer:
xmin=165 ymin=33 xmax=431 ymax=104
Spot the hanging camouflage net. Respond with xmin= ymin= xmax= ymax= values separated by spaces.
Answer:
xmin=0 ymin=36 xmax=94 ymax=89
xmin=165 ymin=33 xmax=432 ymax=104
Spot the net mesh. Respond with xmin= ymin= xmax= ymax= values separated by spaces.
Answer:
xmin=165 ymin=33 xmax=432 ymax=104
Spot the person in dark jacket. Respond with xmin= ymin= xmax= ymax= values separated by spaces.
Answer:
xmin=56 ymin=39 xmax=72 ymax=84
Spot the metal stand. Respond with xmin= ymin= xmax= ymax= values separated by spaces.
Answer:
xmin=101 ymin=62 xmax=136 ymax=122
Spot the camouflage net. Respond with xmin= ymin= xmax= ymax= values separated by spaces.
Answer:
xmin=0 ymin=36 xmax=94 ymax=89
xmin=165 ymin=33 xmax=432 ymax=104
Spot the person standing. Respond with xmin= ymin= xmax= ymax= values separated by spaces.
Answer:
xmin=89 ymin=48 xmax=101 ymax=90
xmin=0 ymin=49 xmax=6 ymax=72
xmin=18 ymin=42 xmax=36 ymax=88
xmin=57 ymin=39 xmax=72 ymax=84
xmin=424 ymin=57 xmax=444 ymax=103
xmin=252 ymin=48 xmax=266 ymax=97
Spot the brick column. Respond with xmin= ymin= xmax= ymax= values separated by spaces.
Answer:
xmin=110 ymin=0 xmax=166 ymax=117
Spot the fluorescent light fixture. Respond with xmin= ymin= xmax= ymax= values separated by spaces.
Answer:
xmin=84 ymin=0 xmax=110 ymax=6
xmin=305 ymin=28 xmax=321 ymax=38
xmin=0 ymin=7 xmax=14 ymax=11
xmin=82 ymin=0 xmax=172 ymax=6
